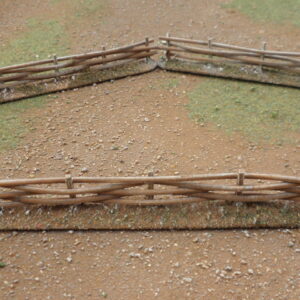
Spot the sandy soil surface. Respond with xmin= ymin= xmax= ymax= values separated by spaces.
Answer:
xmin=0 ymin=0 xmax=300 ymax=299
xmin=0 ymin=230 xmax=300 ymax=299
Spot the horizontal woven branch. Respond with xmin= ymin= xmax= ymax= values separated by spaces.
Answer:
xmin=0 ymin=38 xmax=155 ymax=89
xmin=1 ymin=35 xmax=299 ymax=95
xmin=159 ymin=35 xmax=300 ymax=73
xmin=0 ymin=172 xmax=299 ymax=207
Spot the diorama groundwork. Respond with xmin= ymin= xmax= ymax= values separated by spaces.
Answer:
xmin=0 ymin=0 xmax=300 ymax=299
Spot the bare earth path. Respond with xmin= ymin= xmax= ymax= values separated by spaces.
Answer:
xmin=0 ymin=1 xmax=300 ymax=299
xmin=0 ymin=230 xmax=300 ymax=299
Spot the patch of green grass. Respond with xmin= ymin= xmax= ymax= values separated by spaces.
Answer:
xmin=0 ymin=262 xmax=6 ymax=268
xmin=161 ymin=78 xmax=180 ymax=89
xmin=223 ymin=0 xmax=300 ymax=27
xmin=73 ymin=0 xmax=105 ymax=18
xmin=0 ymin=96 xmax=48 ymax=151
xmin=187 ymin=79 xmax=300 ymax=144
xmin=51 ymin=0 xmax=105 ymax=19
xmin=0 ymin=18 xmax=69 ymax=67
xmin=0 ymin=0 xmax=106 ymax=67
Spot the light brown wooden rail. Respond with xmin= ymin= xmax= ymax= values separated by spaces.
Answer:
xmin=0 ymin=38 xmax=155 ymax=90
xmin=159 ymin=35 xmax=300 ymax=73
xmin=0 ymin=172 xmax=299 ymax=207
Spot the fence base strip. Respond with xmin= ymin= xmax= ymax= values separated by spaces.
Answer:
xmin=0 ymin=59 xmax=157 ymax=103
xmin=0 ymin=200 xmax=299 ymax=230
xmin=158 ymin=58 xmax=300 ymax=88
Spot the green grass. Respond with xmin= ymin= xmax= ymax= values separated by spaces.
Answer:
xmin=0 ymin=262 xmax=6 ymax=268
xmin=72 ymin=0 xmax=105 ymax=18
xmin=224 ymin=0 xmax=300 ymax=27
xmin=187 ymin=79 xmax=300 ymax=144
xmin=0 ymin=1 xmax=105 ymax=151
xmin=162 ymin=78 xmax=180 ymax=89
xmin=51 ymin=0 xmax=105 ymax=19
xmin=0 ymin=0 xmax=105 ymax=67
xmin=0 ymin=18 xmax=69 ymax=67
xmin=0 ymin=96 xmax=48 ymax=151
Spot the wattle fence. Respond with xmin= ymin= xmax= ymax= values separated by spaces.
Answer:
xmin=0 ymin=38 xmax=155 ymax=90
xmin=0 ymin=172 xmax=299 ymax=207
xmin=1 ymin=35 xmax=300 ymax=101
xmin=159 ymin=35 xmax=300 ymax=73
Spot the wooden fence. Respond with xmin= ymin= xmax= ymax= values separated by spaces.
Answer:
xmin=159 ymin=35 xmax=300 ymax=73
xmin=2 ymin=35 xmax=300 ymax=91
xmin=0 ymin=172 xmax=299 ymax=208
xmin=0 ymin=38 xmax=155 ymax=90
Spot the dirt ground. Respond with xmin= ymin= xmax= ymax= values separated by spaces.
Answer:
xmin=0 ymin=0 xmax=300 ymax=299
xmin=1 ymin=230 xmax=300 ymax=300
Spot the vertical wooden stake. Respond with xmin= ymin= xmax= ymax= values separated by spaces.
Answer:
xmin=53 ymin=55 xmax=60 ymax=81
xmin=260 ymin=42 xmax=267 ymax=72
xmin=208 ymin=38 xmax=213 ymax=59
xmin=166 ymin=33 xmax=171 ymax=60
xmin=146 ymin=171 xmax=154 ymax=200
xmin=236 ymin=170 xmax=244 ymax=195
xmin=65 ymin=174 xmax=76 ymax=198
xmin=102 ymin=46 xmax=106 ymax=59
xmin=145 ymin=37 xmax=150 ymax=62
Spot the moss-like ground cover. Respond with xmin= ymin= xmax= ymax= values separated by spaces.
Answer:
xmin=224 ymin=0 xmax=300 ymax=27
xmin=187 ymin=78 xmax=300 ymax=144
xmin=0 ymin=0 xmax=106 ymax=151
xmin=0 ymin=96 xmax=48 ymax=151
xmin=0 ymin=18 xmax=69 ymax=67
xmin=0 ymin=0 xmax=105 ymax=66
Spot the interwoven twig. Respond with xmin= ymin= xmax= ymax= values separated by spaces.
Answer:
xmin=159 ymin=36 xmax=300 ymax=73
xmin=0 ymin=39 xmax=155 ymax=89
xmin=0 ymin=172 xmax=299 ymax=207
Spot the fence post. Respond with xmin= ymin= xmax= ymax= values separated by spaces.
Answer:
xmin=65 ymin=174 xmax=76 ymax=198
xmin=53 ymin=55 xmax=60 ymax=81
xmin=146 ymin=171 xmax=154 ymax=200
xmin=260 ymin=42 xmax=267 ymax=73
xmin=102 ymin=46 xmax=106 ymax=59
xmin=166 ymin=32 xmax=171 ymax=60
xmin=208 ymin=38 xmax=213 ymax=60
xmin=145 ymin=37 xmax=150 ymax=62
xmin=236 ymin=170 xmax=244 ymax=196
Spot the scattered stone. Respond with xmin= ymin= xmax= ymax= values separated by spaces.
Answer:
xmin=129 ymin=252 xmax=141 ymax=258
xmin=100 ymin=291 xmax=108 ymax=298
xmin=225 ymin=266 xmax=233 ymax=272
xmin=81 ymin=167 xmax=89 ymax=173
xmin=248 ymin=269 xmax=254 ymax=275
xmin=66 ymin=256 xmax=73 ymax=263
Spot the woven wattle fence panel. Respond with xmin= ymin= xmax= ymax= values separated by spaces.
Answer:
xmin=158 ymin=35 xmax=300 ymax=87
xmin=0 ymin=172 xmax=299 ymax=208
xmin=0 ymin=38 xmax=157 ymax=103
xmin=0 ymin=39 xmax=155 ymax=90
xmin=1 ymin=35 xmax=299 ymax=102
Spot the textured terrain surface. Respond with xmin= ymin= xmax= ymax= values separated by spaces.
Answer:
xmin=0 ymin=0 xmax=300 ymax=299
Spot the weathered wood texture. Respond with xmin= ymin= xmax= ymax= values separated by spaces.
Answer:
xmin=158 ymin=36 xmax=300 ymax=87
xmin=1 ymin=36 xmax=300 ymax=102
xmin=0 ymin=172 xmax=299 ymax=207
xmin=0 ymin=39 xmax=157 ymax=103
